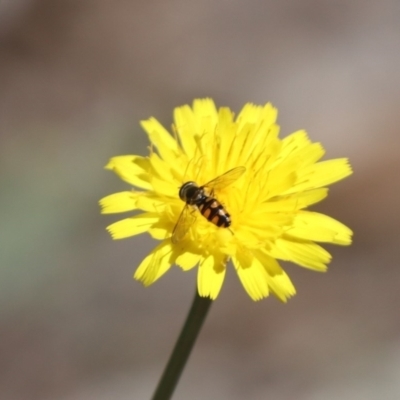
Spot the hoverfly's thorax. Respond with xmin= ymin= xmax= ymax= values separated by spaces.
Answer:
xmin=179 ymin=182 xmax=203 ymax=205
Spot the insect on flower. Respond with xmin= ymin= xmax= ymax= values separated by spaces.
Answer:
xmin=172 ymin=166 xmax=246 ymax=244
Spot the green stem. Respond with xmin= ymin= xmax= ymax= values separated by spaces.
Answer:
xmin=151 ymin=291 xmax=213 ymax=400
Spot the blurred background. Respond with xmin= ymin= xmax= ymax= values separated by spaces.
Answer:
xmin=1 ymin=1 xmax=400 ymax=399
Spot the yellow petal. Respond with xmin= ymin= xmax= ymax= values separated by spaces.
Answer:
xmin=151 ymin=175 xmax=179 ymax=198
xmin=261 ymin=168 xmax=297 ymax=199
xmin=252 ymin=249 xmax=282 ymax=275
xmin=251 ymin=189 xmax=327 ymax=216
xmin=105 ymin=156 xmax=152 ymax=189
xmin=266 ymin=270 xmax=296 ymax=303
xmin=173 ymin=105 xmax=198 ymax=159
xmin=212 ymin=107 xmax=236 ymax=175
xmin=197 ymin=256 xmax=226 ymax=299
xmin=236 ymin=102 xmax=277 ymax=131
xmin=285 ymin=158 xmax=353 ymax=193
xmin=280 ymin=131 xmax=325 ymax=167
xmin=286 ymin=211 xmax=353 ymax=245
xmin=148 ymin=215 xmax=174 ymax=240
xmin=294 ymin=188 xmax=328 ymax=208
xmin=134 ymin=240 xmax=173 ymax=286
xmin=106 ymin=213 xmax=159 ymax=239
xmin=193 ymin=98 xmax=218 ymax=115
xmin=192 ymin=98 xmax=219 ymax=134
xmin=140 ymin=118 xmax=180 ymax=164
xmin=280 ymin=130 xmax=311 ymax=151
xmin=271 ymin=237 xmax=331 ymax=271
xmin=235 ymin=248 xmax=296 ymax=302
xmin=148 ymin=153 xmax=172 ymax=180
xmin=135 ymin=193 xmax=166 ymax=212
xmin=233 ymin=250 xmax=269 ymax=301
xmin=173 ymin=99 xmax=218 ymax=162
xmin=99 ymin=191 xmax=139 ymax=214
xmin=175 ymin=252 xmax=201 ymax=271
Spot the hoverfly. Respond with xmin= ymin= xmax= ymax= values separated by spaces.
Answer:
xmin=171 ymin=166 xmax=246 ymax=244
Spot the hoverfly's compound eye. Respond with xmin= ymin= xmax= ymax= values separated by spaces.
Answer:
xmin=179 ymin=182 xmax=198 ymax=203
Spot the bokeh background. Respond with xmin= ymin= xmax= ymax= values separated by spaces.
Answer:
xmin=1 ymin=1 xmax=400 ymax=399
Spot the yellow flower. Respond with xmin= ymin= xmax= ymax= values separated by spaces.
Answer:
xmin=100 ymin=99 xmax=352 ymax=302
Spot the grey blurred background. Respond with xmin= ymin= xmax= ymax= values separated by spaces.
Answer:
xmin=1 ymin=1 xmax=399 ymax=399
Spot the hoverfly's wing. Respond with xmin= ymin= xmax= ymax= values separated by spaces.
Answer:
xmin=172 ymin=204 xmax=197 ymax=244
xmin=204 ymin=166 xmax=246 ymax=191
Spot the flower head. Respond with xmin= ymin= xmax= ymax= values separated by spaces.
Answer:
xmin=100 ymin=99 xmax=352 ymax=301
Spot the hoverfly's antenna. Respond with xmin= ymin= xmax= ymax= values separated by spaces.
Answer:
xmin=192 ymin=155 xmax=207 ymax=183
xmin=181 ymin=154 xmax=206 ymax=184
xmin=181 ymin=157 xmax=193 ymax=184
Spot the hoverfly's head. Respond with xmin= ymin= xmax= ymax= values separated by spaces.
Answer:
xmin=179 ymin=181 xmax=199 ymax=204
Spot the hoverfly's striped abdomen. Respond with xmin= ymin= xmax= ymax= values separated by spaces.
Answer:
xmin=197 ymin=196 xmax=231 ymax=227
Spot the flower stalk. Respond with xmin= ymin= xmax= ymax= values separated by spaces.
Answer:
xmin=152 ymin=291 xmax=212 ymax=400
